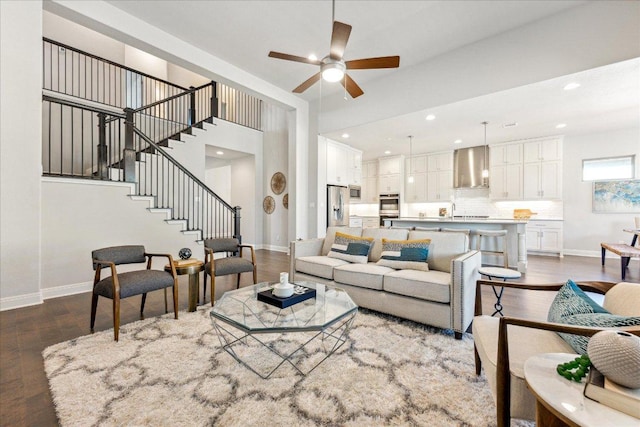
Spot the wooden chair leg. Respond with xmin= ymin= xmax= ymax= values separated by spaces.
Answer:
xmin=474 ymin=344 xmax=482 ymax=375
xmin=210 ymin=276 xmax=216 ymax=306
xmin=164 ymin=288 xmax=168 ymax=313
xmin=90 ymin=294 xmax=99 ymax=333
xmin=173 ymin=285 xmax=178 ymax=319
xmin=621 ymin=257 xmax=628 ymax=280
xmin=113 ymin=296 xmax=120 ymax=342
xmin=253 ymin=267 xmax=257 ymax=284
xmin=237 ymin=273 xmax=241 ymax=289
xmin=203 ymin=273 xmax=208 ymax=304
xmin=140 ymin=293 xmax=147 ymax=319
xmin=601 ymin=246 xmax=606 ymax=266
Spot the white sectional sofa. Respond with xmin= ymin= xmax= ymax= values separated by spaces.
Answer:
xmin=289 ymin=227 xmax=481 ymax=338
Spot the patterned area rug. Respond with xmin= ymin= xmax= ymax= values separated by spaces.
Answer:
xmin=43 ymin=307 xmax=531 ymax=426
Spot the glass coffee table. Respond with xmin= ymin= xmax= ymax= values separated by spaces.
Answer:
xmin=210 ymin=281 xmax=358 ymax=379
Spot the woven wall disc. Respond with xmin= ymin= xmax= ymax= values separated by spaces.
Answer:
xmin=271 ymin=172 xmax=286 ymax=195
xmin=263 ymin=196 xmax=275 ymax=214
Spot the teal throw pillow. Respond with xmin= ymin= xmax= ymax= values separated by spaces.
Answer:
xmin=327 ymin=232 xmax=374 ymax=264
xmin=548 ymin=279 xmax=640 ymax=354
xmin=376 ymin=239 xmax=431 ymax=272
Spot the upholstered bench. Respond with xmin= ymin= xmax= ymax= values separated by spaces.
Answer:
xmin=601 ymin=242 xmax=640 ymax=280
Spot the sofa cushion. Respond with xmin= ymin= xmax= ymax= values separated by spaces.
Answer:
xmin=333 ymin=263 xmax=395 ymax=291
xmin=321 ymin=227 xmax=363 ymax=256
xmin=603 ymin=282 xmax=640 ymax=316
xmin=408 ymin=231 xmax=468 ymax=273
xmin=362 ymin=228 xmax=410 ymax=262
xmin=383 ymin=269 xmax=451 ymax=303
xmin=548 ymin=279 xmax=640 ymax=354
xmin=327 ymin=232 xmax=374 ymax=264
xmin=296 ymin=256 xmax=349 ymax=280
xmin=376 ymin=238 xmax=431 ymax=272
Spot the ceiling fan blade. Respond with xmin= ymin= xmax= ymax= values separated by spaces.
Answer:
xmin=341 ymin=74 xmax=364 ymax=98
xmin=293 ymin=72 xmax=322 ymax=93
xmin=329 ymin=21 xmax=352 ymax=60
xmin=268 ymin=51 xmax=321 ymax=65
xmin=346 ymin=56 xmax=400 ymax=70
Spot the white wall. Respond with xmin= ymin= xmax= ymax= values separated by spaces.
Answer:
xmin=0 ymin=1 xmax=43 ymax=309
xmin=563 ymin=127 xmax=640 ymax=256
xmin=205 ymin=165 xmax=231 ymax=202
xmin=40 ymin=179 xmax=202 ymax=295
xmin=229 ymin=156 xmax=257 ymax=247
xmin=262 ymin=104 xmax=289 ymax=251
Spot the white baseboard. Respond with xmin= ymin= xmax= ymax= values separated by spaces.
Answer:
xmin=0 ymin=292 xmax=43 ymax=311
xmin=563 ymin=249 xmax=640 ymax=263
xmin=41 ymin=281 xmax=93 ymax=300
xmin=261 ymin=244 xmax=289 ymax=253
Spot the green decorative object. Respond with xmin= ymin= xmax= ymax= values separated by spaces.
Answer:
xmin=556 ymin=354 xmax=591 ymax=382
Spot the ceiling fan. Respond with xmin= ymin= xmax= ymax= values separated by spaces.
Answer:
xmin=268 ymin=2 xmax=400 ymax=98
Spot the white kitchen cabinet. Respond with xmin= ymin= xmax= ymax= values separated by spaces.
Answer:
xmin=379 ymin=156 xmax=402 ymax=175
xmin=378 ymin=155 xmax=403 ymax=194
xmin=427 ymin=152 xmax=453 ymax=171
xmin=523 ymin=161 xmax=562 ymax=200
xmin=526 ymin=220 xmax=563 ymax=256
xmin=349 ymin=217 xmax=363 ymax=228
xmin=359 ymin=161 xmax=379 ymax=204
xmin=326 ymin=140 xmax=362 ymax=186
xmin=405 ymin=173 xmax=427 ymax=202
xmin=362 ymin=217 xmax=380 ymax=228
xmin=406 ymin=155 xmax=428 ymax=174
xmin=380 ymin=173 xmax=401 ymax=194
xmin=490 ymin=163 xmax=523 ymax=200
xmin=490 ymin=142 xmax=523 ymax=165
xmin=523 ymin=138 xmax=562 ymax=163
xmin=363 ymin=176 xmax=378 ymax=203
xmin=427 ymin=170 xmax=453 ymax=201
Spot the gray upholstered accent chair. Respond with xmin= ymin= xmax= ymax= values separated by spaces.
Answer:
xmin=203 ymin=238 xmax=257 ymax=305
xmin=91 ymin=245 xmax=178 ymax=341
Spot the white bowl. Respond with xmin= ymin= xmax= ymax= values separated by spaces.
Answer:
xmin=273 ymin=283 xmax=294 ymax=298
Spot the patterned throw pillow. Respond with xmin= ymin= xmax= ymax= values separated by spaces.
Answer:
xmin=548 ymin=279 xmax=640 ymax=354
xmin=376 ymin=239 xmax=431 ymax=271
xmin=327 ymin=232 xmax=374 ymax=264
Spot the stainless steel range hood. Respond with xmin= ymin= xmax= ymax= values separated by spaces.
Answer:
xmin=453 ymin=146 xmax=489 ymax=188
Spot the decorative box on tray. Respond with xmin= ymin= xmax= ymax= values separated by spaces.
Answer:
xmin=257 ymin=285 xmax=316 ymax=309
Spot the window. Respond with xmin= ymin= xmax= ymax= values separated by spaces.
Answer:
xmin=582 ymin=155 xmax=635 ymax=181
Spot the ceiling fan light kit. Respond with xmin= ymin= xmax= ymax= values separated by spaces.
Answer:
xmin=267 ymin=1 xmax=400 ymax=98
xmin=321 ymin=59 xmax=346 ymax=82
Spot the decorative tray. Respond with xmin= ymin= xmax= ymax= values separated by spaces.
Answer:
xmin=257 ymin=285 xmax=316 ymax=309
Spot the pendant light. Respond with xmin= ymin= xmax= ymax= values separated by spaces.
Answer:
xmin=407 ymin=135 xmax=414 ymax=183
xmin=481 ymin=122 xmax=489 ymax=180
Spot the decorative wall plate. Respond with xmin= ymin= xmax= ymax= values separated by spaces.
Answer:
xmin=263 ymin=196 xmax=275 ymax=214
xmin=283 ymin=193 xmax=289 ymax=209
xmin=271 ymin=172 xmax=286 ymax=195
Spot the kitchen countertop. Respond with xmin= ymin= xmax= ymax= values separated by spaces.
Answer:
xmin=391 ymin=217 xmax=529 ymax=224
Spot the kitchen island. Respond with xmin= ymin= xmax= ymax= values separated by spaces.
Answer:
xmin=385 ymin=217 xmax=529 ymax=272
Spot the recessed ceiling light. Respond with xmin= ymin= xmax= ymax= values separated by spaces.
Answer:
xmin=308 ymin=54 xmax=318 ymax=61
xmin=425 ymin=114 xmax=436 ymax=121
xmin=454 ymin=139 xmax=462 ymax=144
xmin=384 ymin=150 xmax=391 ymax=155
xmin=216 ymin=151 xmax=224 ymax=155
xmin=556 ymin=123 xmax=567 ymax=129
xmin=563 ymin=82 xmax=580 ymax=91
xmin=503 ymin=122 xmax=518 ymax=128
xmin=342 ymin=133 xmax=349 ymax=138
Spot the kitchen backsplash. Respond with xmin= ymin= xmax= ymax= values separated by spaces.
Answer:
xmin=351 ymin=188 xmax=563 ymax=219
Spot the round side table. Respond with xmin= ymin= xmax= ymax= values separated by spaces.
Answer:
xmin=165 ymin=260 xmax=204 ymax=312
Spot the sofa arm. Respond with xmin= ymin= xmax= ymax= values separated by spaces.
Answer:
xmin=289 ymin=238 xmax=325 ymax=278
xmin=450 ymin=250 xmax=481 ymax=335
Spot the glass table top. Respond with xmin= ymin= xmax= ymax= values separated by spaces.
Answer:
xmin=210 ymin=281 xmax=358 ymax=333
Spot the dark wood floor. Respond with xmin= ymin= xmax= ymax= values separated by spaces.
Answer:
xmin=0 ymin=250 xmax=636 ymax=426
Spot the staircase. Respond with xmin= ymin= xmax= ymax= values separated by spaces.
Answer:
xmin=41 ymin=38 xmax=263 ymax=243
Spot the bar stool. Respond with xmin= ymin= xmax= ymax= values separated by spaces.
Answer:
xmin=475 ymin=229 xmax=521 ymax=316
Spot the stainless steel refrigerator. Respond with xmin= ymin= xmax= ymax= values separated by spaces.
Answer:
xmin=327 ymin=185 xmax=350 ymax=227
